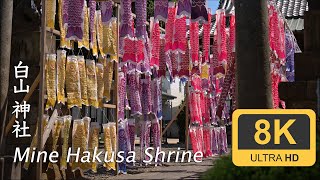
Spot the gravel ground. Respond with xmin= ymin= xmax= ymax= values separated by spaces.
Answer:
xmin=83 ymin=144 xmax=220 ymax=180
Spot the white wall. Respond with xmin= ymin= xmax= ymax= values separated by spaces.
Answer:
xmin=162 ymin=77 xmax=186 ymax=138
xmin=170 ymin=77 xmax=185 ymax=115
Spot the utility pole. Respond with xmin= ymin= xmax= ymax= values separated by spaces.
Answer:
xmin=0 ymin=0 xmax=13 ymax=153
xmin=234 ymin=0 xmax=273 ymax=109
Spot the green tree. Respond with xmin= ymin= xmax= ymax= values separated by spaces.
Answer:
xmin=147 ymin=0 xmax=154 ymax=20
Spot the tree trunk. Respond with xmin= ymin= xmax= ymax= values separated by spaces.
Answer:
xmin=0 ymin=0 xmax=13 ymax=153
xmin=234 ymin=0 xmax=273 ymax=109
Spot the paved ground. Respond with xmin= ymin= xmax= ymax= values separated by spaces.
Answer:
xmin=84 ymin=152 xmax=217 ymax=180
xmin=84 ymin=139 xmax=219 ymax=179
xmin=110 ymin=157 xmax=216 ymax=180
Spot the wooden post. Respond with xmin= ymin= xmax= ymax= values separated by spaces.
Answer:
xmin=185 ymin=82 xmax=189 ymax=151
xmin=0 ymin=0 xmax=13 ymax=154
xmin=161 ymin=101 xmax=186 ymax=136
xmin=318 ymin=78 xmax=320 ymax=120
xmin=114 ymin=4 xmax=120 ymax=175
xmin=37 ymin=0 xmax=46 ymax=179
xmin=160 ymin=120 xmax=163 ymax=145
xmin=234 ymin=0 xmax=272 ymax=109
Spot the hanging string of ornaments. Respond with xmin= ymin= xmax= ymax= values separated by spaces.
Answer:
xmin=25 ymin=0 xmax=299 ymax=176
xmin=117 ymin=0 xmax=297 ymax=167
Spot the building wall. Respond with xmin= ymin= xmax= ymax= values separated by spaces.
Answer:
xmin=162 ymin=77 xmax=186 ymax=138
xmin=170 ymin=78 xmax=185 ymax=113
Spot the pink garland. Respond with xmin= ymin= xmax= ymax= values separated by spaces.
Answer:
xmin=203 ymin=127 xmax=213 ymax=157
xmin=158 ymin=38 xmax=167 ymax=77
xmin=211 ymin=36 xmax=225 ymax=76
xmin=171 ymin=53 xmax=178 ymax=78
xmin=202 ymin=10 xmax=211 ymax=63
xmin=216 ymin=9 xmax=227 ymax=63
xmin=216 ymin=53 xmax=235 ymax=119
xmin=178 ymin=42 xmax=190 ymax=78
xmin=165 ymin=3 xmax=176 ymax=53
xmin=229 ymin=13 xmax=236 ymax=52
xmin=278 ymin=18 xmax=286 ymax=64
xmin=151 ymin=22 xmax=161 ymax=69
xmin=190 ymin=21 xmax=199 ymax=66
xmin=122 ymin=38 xmax=145 ymax=66
xmin=173 ymin=16 xmax=187 ymax=53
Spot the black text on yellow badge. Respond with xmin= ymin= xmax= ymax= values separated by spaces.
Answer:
xmin=232 ymin=109 xmax=316 ymax=166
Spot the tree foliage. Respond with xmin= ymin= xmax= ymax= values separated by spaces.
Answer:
xmin=147 ymin=0 xmax=154 ymax=20
xmin=202 ymin=137 xmax=320 ymax=180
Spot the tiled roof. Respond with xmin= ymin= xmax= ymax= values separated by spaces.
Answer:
xmin=212 ymin=0 xmax=309 ymax=32
xmin=217 ymin=0 xmax=309 ymax=18
xmin=273 ymin=0 xmax=309 ymax=31
xmin=272 ymin=0 xmax=308 ymax=18
xmin=194 ymin=0 xmax=309 ymax=35
xmin=272 ymin=0 xmax=308 ymax=31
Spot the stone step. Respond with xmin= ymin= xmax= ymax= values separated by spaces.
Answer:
xmin=279 ymin=80 xmax=317 ymax=101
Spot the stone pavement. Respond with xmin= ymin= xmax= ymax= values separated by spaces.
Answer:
xmin=112 ymin=157 xmax=217 ymax=180
xmin=85 ymin=156 xmax=217 ymax=180
xmin=84 ymin=140 xmax=219 ymax=179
